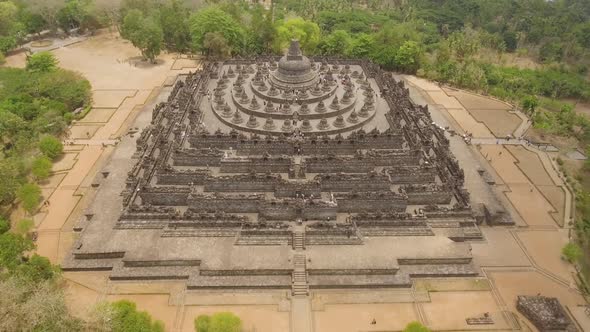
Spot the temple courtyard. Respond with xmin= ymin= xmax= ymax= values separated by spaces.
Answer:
xmin=3 ymin=32 xmax=588 ymax=332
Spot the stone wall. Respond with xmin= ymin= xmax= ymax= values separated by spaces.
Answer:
xmin=139 ymin=187 xmax=191 ymax=206
xmin=156 ymin=169 xmax=208 ymax=185
xmin=335 ymin=192 xmax=407 ymax=212
xmin=219 ymin=156 xmax=292 ymax=173
xmin=172 ymin=148 xmax=223 ymax=166
xmin=187 ymin=194 xmax=264 ymax=213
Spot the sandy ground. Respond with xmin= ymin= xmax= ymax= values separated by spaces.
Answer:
xmin=479 ymin=144 xmax=560 ymax=227
xmin=2 ymin=31 xmax=585 ymax=331
xmin=314 ymin=303 xmax=417 ymax=332
xmin=422 ymin=292 xmax=509 ymax=330
xmin=442 ymin=88 xmax=522 ymax=137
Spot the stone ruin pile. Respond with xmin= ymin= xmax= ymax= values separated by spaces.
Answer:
xmin=517 ymin=296 xmax=576 ymax=331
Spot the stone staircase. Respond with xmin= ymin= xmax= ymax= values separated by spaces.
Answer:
xmin=292 ymin=254 xmax=309 ymax=296
xmin=292 ymin=230 xmax=305 ymax=250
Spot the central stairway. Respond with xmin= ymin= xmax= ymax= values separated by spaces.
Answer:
xmin=291 ymin=226 xmax=309 ymax=296
xmin=292 ymin=229 xmax=305 ymax=250
xmin=292 ymin=253 xmax=309 ymax=296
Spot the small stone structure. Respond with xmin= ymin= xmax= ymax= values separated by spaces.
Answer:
xmin=516 ymin=296 xmax=577 ymax=331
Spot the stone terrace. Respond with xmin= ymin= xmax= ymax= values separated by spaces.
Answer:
xmin=63 ymin=43 xmax=497 ymax=294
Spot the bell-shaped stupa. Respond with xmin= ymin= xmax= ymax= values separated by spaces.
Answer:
xmin=269 ymin=40 xmax=319 ymax=90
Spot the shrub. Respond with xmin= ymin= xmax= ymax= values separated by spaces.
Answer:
xmin=14 ymin=254 xmax=60 ymax=283
xmin=562 ymin=242 xmax=582 ymax=263
xmin=110 ymin=300 xmax=164 ymax=332
xmin=38 ymin=136 xmax=63 ymax=160
xmin=0 ymin=217 xmax=9 ymax=234
xmin=26 ymin=52 xmax=59 ymax=73
xmin=31 ymin=156 xmax=53 ymax=180
xmin=195 ymin=315 xmax=211 ymax=332
xmin=403 ymin=321 xmax=431 ymax=332
xmin=15 ymin=219 xmax=34 ymax=235
xmin=194 ymin=312 xmax=242 ymax=332
xmin=17 ymin=183 xmax=41 ymax=214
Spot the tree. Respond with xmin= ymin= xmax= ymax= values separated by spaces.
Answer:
xmin=0 ymin=217 xmax=9 ymax=234
xmin=203 ymin=32 xmax=231 ymax=59
xmin=17 ymin=183 xmax=41 ymax=214
xmin=403 ymin=321 xmax=431 ymax=332
xmin=159 ymin=0 xmax=191 ymax=52
xmin=38 ymin=136 xmax=63 ymax=159
xmin=102 ymin=300 xmax=165 ymax=332
xmin=57 ymin=0 xmax=87 ymax=33
xmin=14 ymin=254 xmax=60 ymax=283
xmin=15 ymin=219 xmax=34 ymax=236
xmin=26 ymin=52 xmax=59 ymax=73
xmin=319 ymin=30 xmax=351 ymax=55
xmin=372 ymin=44 xmax=398 ymax=69
xmin=346 ymin=33 xmax=375 ymax=59
xmin=120 ymin=0 xmax=159 ymax=18
xmin=121 ymin=10 xmax=164 ymax=63
xmin=0 ymin=1 xmax=20 ymax=36
xmin=137 ymin=16 xmax=163 ymax=63
xmin=0 ymin=232 xmax=33 ymax=271
xmin=273 ymin=17 xmax=321 ymax=54
xmin=521 ymin=95 xmax=539 ymax=115
xmin=502 ymin=31 xmax=518 ymax=52
xmin=539 ymin=40 xmax=563 ymax=63
xmin=562 ymin=242 xmax=582 ymax=263
xmin=23 ymin=0 xmax=65 ymax=32
xmin=31 ymin=156 xmax=53 ymax=180
xmin=249 ymin=4 xmax=274 ymax=54
xmin=194 ymin=312 xmax=242 ymax=332
xmin=121 ymin=9 xmax=142 ymax=40
xmin=395 ymin=41 xmax=422 ymax=73
xmin=0 ymin=36 xmax=17 ymax=56
xmin=37 ymin=70 xmax=92 ymax=110
xmin=0 ymin=158 xmax=24 ymax=205
xmin=446 ymin=29 xmax=480 ymax=63
xmin=0 ymin=277 xmax=83 ymax=331
xmin=189 ymin=7 xmax=245 ymax=55
xmin=20 ymin=10 xmax=47 ymax=36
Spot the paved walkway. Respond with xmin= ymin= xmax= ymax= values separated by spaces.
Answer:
xmin=512 ymin=112 xmax=532 ymax=137
xmin=291 ymin=297 xmax=313 ymax=332
xmin=64 ymin=139 xmax=120 ymax=146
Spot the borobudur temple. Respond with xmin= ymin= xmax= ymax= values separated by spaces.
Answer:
xmin=64 ymin=40 xmax=483 ymax=294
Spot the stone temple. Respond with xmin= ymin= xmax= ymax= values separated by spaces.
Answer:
xmin=64 ymin=40 xmax=487 ymax=295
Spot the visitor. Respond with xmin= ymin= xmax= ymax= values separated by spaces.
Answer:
xmin=371 ymin=319 xmax=376 ymax=325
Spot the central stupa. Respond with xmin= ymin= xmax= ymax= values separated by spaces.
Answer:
xmin=269 ymin=40 xmax=319 ymax=90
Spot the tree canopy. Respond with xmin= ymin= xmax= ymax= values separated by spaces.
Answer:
xmin=189 ymin=7 xmax=244 ymax=55
xmin=121 ymin=9 xmax=163 ymax=63
xmin=273 ymin=17 xmax=321 ymax=54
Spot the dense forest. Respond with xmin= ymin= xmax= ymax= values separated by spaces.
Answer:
xmin=1 ymin=0 xmax=590 ymax=329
